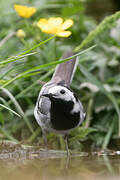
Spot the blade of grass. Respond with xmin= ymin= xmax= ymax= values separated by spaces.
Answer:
xmin=0 ymin=52 xmax=36 ymax=66
xmin=27 ymin=127 xmax=41 ymax=143
xmin=0 ymin=35 xmax=55 ymax=66
xmin=0 ymin=66 xmax=15 ymax=79
xmin=0 ymin=69 xmax=54 ymax=112
xmin=17 ymin=71 xmax=43 ymax=79
xmin=102 ymin=119 xmax=115 ymax=149
xmin=2 ymin=45 xmax=96 ymax=88
xmin=19 ymin=35 xmax=56 ymax=56
xmin=0 ymin=127 xmax=18 ymax=143
xmin=15 ymin=68 xmax=54 ymax=99
xmin=0 ymin=87 xmax=34 ymax=133
xmin=0 ymin=97 xmax=14 ymax=118
xmin=0 ymin=104 xmax=21 ymax=118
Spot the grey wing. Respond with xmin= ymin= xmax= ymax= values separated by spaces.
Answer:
xmin=34 ymin=81 xmax=58 ymax=128
xmin=34 ymin=96 xmax=51 ymax=131
xmin=37 ymin=96 xmax=51 ymax=115
xmin=34 ymin=83 xmax=52 ymax=117
xmin=34 ymin=83 xmax=51 ymax=128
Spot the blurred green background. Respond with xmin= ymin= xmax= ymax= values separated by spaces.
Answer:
xmin=0 ymin=0 xmax=120 ymax=151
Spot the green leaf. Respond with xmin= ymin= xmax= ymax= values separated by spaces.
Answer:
xmin=79 ymin=64 xmax=120 ymax=136
xmin=70 ymin=127 xmax=96 ymax=143
xmin=0 ymin=112 xmax=4 ymax=125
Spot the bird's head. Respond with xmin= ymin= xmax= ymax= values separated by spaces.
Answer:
xmin=42 ymin=85 xmax=75 ymax=102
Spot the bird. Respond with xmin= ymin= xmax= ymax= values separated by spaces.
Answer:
xmin=34 ymin=52 xmax=85 ymax=156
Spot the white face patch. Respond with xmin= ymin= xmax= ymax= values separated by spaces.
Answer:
xmin=71 ymin=101 xmax=80 ymax=113
xmin=48 ymin=85 xmax=74 ymax=102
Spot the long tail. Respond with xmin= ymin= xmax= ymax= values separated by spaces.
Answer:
xmin=51 ymin=52 xmax=78 ymax=86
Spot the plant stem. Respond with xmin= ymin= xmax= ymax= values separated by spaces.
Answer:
xmin=85 ymin=98 xmax=94 ymax=128
xmin=54 ymin=37 xmax=57 ymax=60
xmin=74 ymin=11 xmax=120 ymax=52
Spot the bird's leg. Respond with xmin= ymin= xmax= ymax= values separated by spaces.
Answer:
xmin=64 ymin=135 xmax=71 ymax=168
xmin=42 ymin=129 xmax=48 ymax=150
xmin=64 ymin=135 xmax=70 ymax=157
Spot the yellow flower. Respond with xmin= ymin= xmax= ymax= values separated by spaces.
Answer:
xmin=37 ymin=17 xmax=74 ymax=37
xmin=16 ymin=29 xmax=26 ymax=38
xmin=14 ymin=4 xmax=36 ymax=18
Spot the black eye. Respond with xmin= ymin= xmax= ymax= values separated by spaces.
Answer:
xmin=60 ymin=89 xmax=66 ymax=94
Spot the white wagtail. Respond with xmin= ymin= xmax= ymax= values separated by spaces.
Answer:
xmin=34 ymin=52 xmax=85 ymax=156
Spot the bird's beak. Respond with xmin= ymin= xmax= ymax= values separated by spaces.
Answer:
xmin=42 ymin=93 xmax=55 ymax=99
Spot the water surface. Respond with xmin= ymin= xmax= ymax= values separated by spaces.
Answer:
xmin=0 ymin=141 xmax=120 ymax=180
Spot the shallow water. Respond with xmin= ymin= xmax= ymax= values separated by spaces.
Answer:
xmin=0 ymin=141 xmax=120 ymax=180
